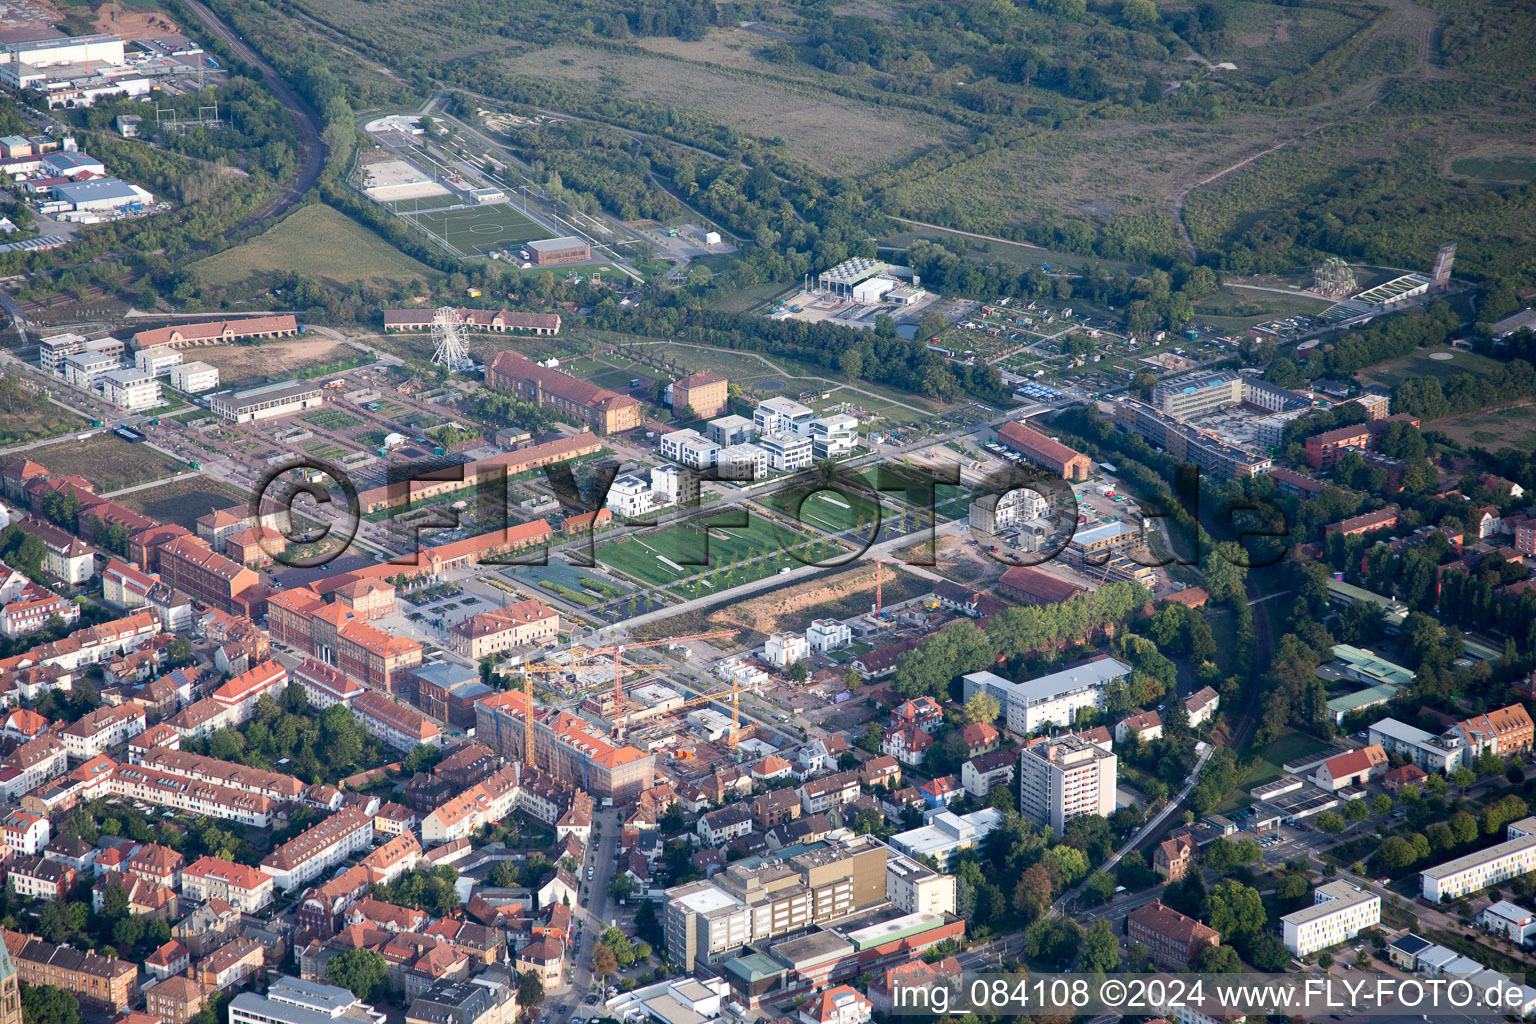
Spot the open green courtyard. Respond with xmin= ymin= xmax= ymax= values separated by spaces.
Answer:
xmin=597 ymin=513 xmax=845 ymax=597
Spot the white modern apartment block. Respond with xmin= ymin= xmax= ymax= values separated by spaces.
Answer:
xmin=706 ymin=415 xmax=755 ymax=446
xmin=1018 ymin=733 xmax=1116 ymax=833
xmin=169 ymin=360 xmax=220 ymax=393
xmin=963 ymin=656 xmax=1131 ymax=735
xmin=98 ymin=368 xmax=160 ymax=410
xmin=63 ymin=349 xmax=118 ymax=389
xmin=885 ymin=850 xmax=956 ymax=916
xmin=805 ymin=618 xmax=852 ymax=653
xmin=760 ymin=432 xmax=813 ymax=472
xmin=810 ymin=414 xmax=859 ymax=458
xmin=134 ymin=347 xmax=183 ymax=376
xmin=660 ymin=429 xmax=720 ymax=470
xmin=1282 ymin=880 xmax=1381 ymax=956
xmin=606 ymin=475 xmax=657 ymax=519
xmin=716 ymin=443 xmax=768 ymax=481
xmin=1422 ymin=817 xmax=1536 ymax=902
xmin=754 ymin=396 xmax=816 ymax=438
xmin=764 ymin=632 xmax=808 ymax=668
xmin=1369 ymin=717 xmax=1465 ymax=773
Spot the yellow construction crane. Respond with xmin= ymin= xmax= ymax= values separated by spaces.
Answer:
xmin=585 ymin=630 xmax=737 ymax=715
xmin=671 ymin=678 xmax=747 ymax=749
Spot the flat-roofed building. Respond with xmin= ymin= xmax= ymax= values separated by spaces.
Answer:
xmin=1018 ymin=734 xmax=1116 ymax=833
xmin=889 ymin=808 xmax=1003 ymax=869
xmin=526 ymin=237 xmax=590 ymax=265
xmin=963 ymin=656 xmax=1131 ymax=735
xmin=211 ymin=380 xmax=324 ymax=423
xmin=1151 ymin=370 xmax=1244 ymax=421
xmin=1282 ymin=880 xmax=1380 ymax=956
xmin=99 ymin=368 xmax=160 ymax=410
xmin=231 ymin=977 xmax=385 ymax=1024
xmin=1368 ymin=717 xmax=1464 ymax=774
xmin=1422 ymin=817 xmax=1536 ymax=901
xmin=884 ymin=851 xmax=954 ymax=916
xmin=168 ymin=361 xmax=220 ymax=393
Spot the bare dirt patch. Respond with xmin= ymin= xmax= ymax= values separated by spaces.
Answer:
xmin=894 ymin=533 xmax=1007 ymax=587
xmin=193 ymin=336 xmax=346 ymax=383
xmin=91 ymin=5 xmax=181 ymax=40
xmin=704 ymin=563 xmax=931 ymax=636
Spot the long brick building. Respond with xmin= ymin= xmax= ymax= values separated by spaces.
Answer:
xmin=131 ymin=316 xmax=298 ymax=351
xmin=382 ymin=308 xmax=560 ymax=335
xmin=356 ymin=433 xmax=600 ymax=515
xmin=996 ymin=420 xmax=1091 ymax=480
xmin=2 ymin=931 xmax=137 ymax=1011
xmin=485 ymin=350 xmax=641 ymax=435
xmin=267 ymin=588 xmax=422 ymax=693
xmin=157 ymin=535 xmax=266 ymax=618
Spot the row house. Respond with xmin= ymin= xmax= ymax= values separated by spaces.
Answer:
xmin=127 ymin=722 xmax=182 ymax=761
xmin=210 ymin=660 xmax=287 ymax=725
xmin=361 ymin=832 xmax=422 ymax=887
xmin=420 ymin=766 xmax=523 ymax=845
xmin=108 ymin=762 xmax=277 ymax=827
xmin=353 ymin=690 xmax=443 ymax=752
xmin=139 ymin=747 xmax=306 ymax=805
xmin=1 ymin=582 xmax=79 ymax=638
xmin=180 ymin=859 xmax=276 ymax=914
xmin=260 ymin=807 xmax=374 ymax=890
xmin=293 ymin=659 xmax=362 ymax=709
xmin=3 ymin=610 xmax=159 ymax=673
xmin=2 ymin=930 xmax=138 ymax=1011
xmin=59 ymin=703 xmax=146 ymax=761
xmin=20 ymin=753 xmax=115 ymax=817
xmin=198 ymin=936 xmax=265 ymax=993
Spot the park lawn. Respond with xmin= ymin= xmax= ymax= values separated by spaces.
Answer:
xmin=762 ymin=485 xmax=880 ymax=536
xmin=597 ymin=514 xmax=843 ymax=592
xmin=1242 ymin=730 xmax=1330 ymax=790
xmin=117 ymin=476 xmax=249 ymax=530
xmin=29 ymin=434 xmax=184 ymax=493
xmin=192 ymin=204 xmax=441 ymax=288
xmin=1355 ymin=347 xmax=1505 ymax=390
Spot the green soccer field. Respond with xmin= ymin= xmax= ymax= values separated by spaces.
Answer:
xmin=402 ymin=203 xmax=550 ymax=258
xmin=763 ymin=485 xmax=881 ymax=536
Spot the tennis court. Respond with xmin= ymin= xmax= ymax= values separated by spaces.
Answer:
xmin=400 ymin=204 xmax=549 ymax=258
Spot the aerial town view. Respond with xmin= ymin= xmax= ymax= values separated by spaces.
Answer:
xmin=0 ymin=1 xmax=1533 ymax=1024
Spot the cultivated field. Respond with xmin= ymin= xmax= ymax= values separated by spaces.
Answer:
xmin=31 ymin=434 xmax=184 ymax=492
xmin=401 ymin=203 xmax=548 ymax=259
xmin=192 ymin=205 xmax=440 ymax=288
xmin=118 ymin=475 xmax=250 ymax=530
